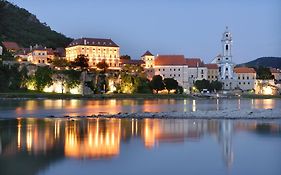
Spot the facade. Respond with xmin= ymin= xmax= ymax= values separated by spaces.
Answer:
xmin=270 ymin=68 xmax=281 ymax=81
xmin=234 ymin=67 xmax=256 ymax=91
xmin=66 ymin=38 xmax=120 ymax=69
xmin=26 ymin=45 xmax=55 ymax=65
xmin=141 ymin=51 xmax=155 ymax=79
xmin=154 ymin=55 xmax=189 ymax=90
xmin=1 ymin=41 xmax=20 ymax=53
xmin=186 ymin=58 xmax=207 ymax=85
xmin=0 ymin=45 xmax=2 ymax=56
xmin=205 ymin=64 xmax=219 ymax=82
xmin=212 ymin=27 xmax=237 ymax=90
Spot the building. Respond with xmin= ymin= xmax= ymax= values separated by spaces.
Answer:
xmin=141 ymin=51 xmax=155 ymax=79
xmin=205 ymin=64 xmax=219 ymax=82
xmin=26 ymin=45 xmax=56 ymax=65
xmin=186 ymin=58 xmax=207 ymax=85
xmin=0 ymin=45 xmax=3 ymax=56
xmin=154 ymin=55 xmax=189 ymax=90
xmin=1 ymin=41 xmax=20 ymax=53
xmin=234 ymin=67 xmax=256 ymax=91
xmin=212 ymin=27 xmax=237 ymax=90
xmin=66 ymin=38 xmax=120 ymax=69
xmin=270 ymin=68 xmax=281 ymax=81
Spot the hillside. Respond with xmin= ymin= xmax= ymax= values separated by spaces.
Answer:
xmin=0 ymin=0 xmax=72 ymax=48
xmin=238 ymin=57 xmax=281 ymax=69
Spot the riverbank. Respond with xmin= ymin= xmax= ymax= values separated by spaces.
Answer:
xmin=0 ymin=92 xmax=280 ymax=100
xmin=44 ymin=108 xmax=281 ymax=120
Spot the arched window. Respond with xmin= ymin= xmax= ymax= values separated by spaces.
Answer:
xmin=225 ymin=45 xmax=229 ymax=50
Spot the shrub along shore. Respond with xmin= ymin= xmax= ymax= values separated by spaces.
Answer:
xmin=0 ymin=92 xmax=280 ymax=99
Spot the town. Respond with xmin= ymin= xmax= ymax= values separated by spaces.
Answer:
xmin=0 ymin=27 xmax=280 ymax=96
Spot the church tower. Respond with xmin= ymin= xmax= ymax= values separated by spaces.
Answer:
xmin=217 ymin=27 xmax=237 ymax=89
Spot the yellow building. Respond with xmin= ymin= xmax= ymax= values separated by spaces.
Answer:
xmin=205 ymin=64 xmax=219 ymax=82
xmin=234 ymin=67 xmax=256 ymax=91
xmin=66 ymin=38 xmax=120 ymax=69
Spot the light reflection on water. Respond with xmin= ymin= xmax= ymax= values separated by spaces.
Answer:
xmin=0 ymin=118 xmax=280 ymax=175
xmin=0 ymin=98 xmax=280 ymax=118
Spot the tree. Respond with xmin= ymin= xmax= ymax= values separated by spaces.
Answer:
xmin=194 ymin=79 xmax=210 ymax=92
xmin=120 ymin=55 xmax=131 ymax=60
xmin=71 ymin=54 xmax=89 ymax=70
xmin=150 ymin=75 xmax=165 ymax=93
xmin=210 ymin=80 xmax=222 ymax=92
xmin=163 ymin=78 xmax=178 ymax=94
xmin=52 ymin=58 xmax=70 ymax=68
xmin=96 ymin=60 xmax=109 ymax=73
xmin=33 ymin=66 xmax=53 ymax=91
xmin=256 ymin=67 xmax=274 ymax=80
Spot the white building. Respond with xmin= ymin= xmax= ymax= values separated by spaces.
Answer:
xmin=152 ymin=55 xmax=207 ymax=93
xmin=212 ymin=27 xmax=237 ymax=90
xmin=234 ymin=67 xmax=256 ymax=91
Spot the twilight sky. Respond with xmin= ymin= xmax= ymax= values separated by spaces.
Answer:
xmin=10 ymin=0 xmax=281 ymax=63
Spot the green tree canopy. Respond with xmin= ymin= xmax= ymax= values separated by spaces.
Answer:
xmin=210 ymin=80 xmax=222 ymax=92
xmin=120 ymin=55 xmax=131 ymax=60
xmin=194 ymin=79 xmax=210 ymax=92
xmin=71 ymin=54 xmax=89 ymax=70
xmin=33 ymin=66 xmax=53 ymax=91
xmin=256 ymin=67 xmax=274 ymax=80
xmin=150 ymin=75 xmax=165 ymax=93
xmin=96 ymin=60 xmax=109 ymax=73
xmin=52 ymin=58 xmax=70 ymax=68
xmin=163 ymin=78 xmax=178 ymax=93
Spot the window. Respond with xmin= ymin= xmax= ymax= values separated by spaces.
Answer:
xmin=163 ymin=69 xmax=165 ymax=71
xmin=208 ymin=76 xmax=210 ymax=78
xmin=225 ymin=75 xmax=228 ymax=79
xmin=191 ymin=75 xmax=194 ymax=78
xmin=178 ymin=69 xmax=180 ymax=71
xmin=178 ymin=74 xmax=180 ymax=77
xmin=170 ymin=68 xmax=172 ymax=71
xmin=242 ymin=77 xmax=245 ymax=80
xmin=243 ymin=82 xmax=246 ymax=85
xmin=201 ymin=70 xmax=204 ymax=74
xmin=248 ymin=82 xmax=250 ymax=85
xmin=201 ymin=75 xmax=204 ymax=78
xmin=226 ymin=34 xmax=228 ymax=37
xmin=238 ymin=76 xmax=240 ymax=80
xmin=158 ymin=69 xmax=160 ymax=71
xmin=226 ymin=67 xmax=228 ymax=71
xmin=239 ymin=82 xmax=241 ymax=85
xmin=225 ymin=57 xmax=228 ymax=60
xmin=212 ymin=76 xmax=214 ymax=78
xmin=247 ymin=76 xmax=249 ymax=80
xmin=174 ymin=69 xmax=176 ymax=71
xmin=225 ymin=45 xmax=229 ymax=50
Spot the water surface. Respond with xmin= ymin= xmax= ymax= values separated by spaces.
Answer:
xmin=0 ymin=118 xmax=280 ymax=175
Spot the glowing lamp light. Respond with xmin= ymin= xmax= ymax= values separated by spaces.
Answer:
xmin=262 ymin=86 xmax=273 ymax=95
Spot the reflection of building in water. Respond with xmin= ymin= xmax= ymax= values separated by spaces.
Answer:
xmin=64 ymin=119 xmax=121 ymax=158
xmin=218 ymin=120 xmax=234 ymax=168
xmin=142 ymin=119 xmax=206 ymax=148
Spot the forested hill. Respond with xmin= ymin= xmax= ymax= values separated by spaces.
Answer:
xmin=238 ymin=57 xmax=281 ymax=69
xmin=0 ymin=0 xmax=72 ymax=48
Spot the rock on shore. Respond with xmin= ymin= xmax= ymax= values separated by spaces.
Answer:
xmin=58 ymin=109 xmax=281 ymax=120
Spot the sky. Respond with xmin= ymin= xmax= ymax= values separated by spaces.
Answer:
xmin=9 ymin=0 xmax=281 ymax=64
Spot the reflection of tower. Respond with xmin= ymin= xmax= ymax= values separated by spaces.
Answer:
xmin=218 ymin=120 xmax=234 ymax=168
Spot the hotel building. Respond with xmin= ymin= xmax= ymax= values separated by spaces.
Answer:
xmin=66 ymin=38 xmax=120 ymax=69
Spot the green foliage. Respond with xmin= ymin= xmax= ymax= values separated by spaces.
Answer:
xmin=256 ymin=67 xmax=274 ymax=80
xmin=163 ymin=78 xmax=178 ymax=93
xmin=0 ymin=1 xmax=72 ymax=48
xmin=52 ymin=58 xmax=70 ymax=68
xmin=0 ymin=64 xmax=28 ymax=91
xmin=194 ymin=79 xmax=210 ymax=91
xmin=96 ymin=60 xmax=109 ymax=73
xmin=33 ymin=66 xmax=53 ymax=91
xmin=120 ymin=55 xmax=131 ymax=60
xmin=71 ymin=54 xmax=89 ymax=70
xmin=57 ymin=69 xmax=81 ymax=89
xmin=150 ymin=75 xmax=165 ymax=93
xmin=176 ymin=86 xmax=184 ymax=94
xmin=119 ymin=73 xmax=151 ymax=93
xmin=210 ymin=80 xmax=223 ymax=92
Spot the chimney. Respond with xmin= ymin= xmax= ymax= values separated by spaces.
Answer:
xmin=30 ymin=45 xmax=32 ymax=51
xmin=84 ymin=39 xmax=87 ymax=45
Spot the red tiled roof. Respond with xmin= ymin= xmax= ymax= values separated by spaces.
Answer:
xmin=154 ymin=55 xmax=186 ymax=66
xmin=141 ymin=50 xmax=153 ymax=57
xmin=234 ymin=67 xmax=256 ymax=73
xmin=185 ymin=58 xmax=204 ymax=67
xmin=2 ymin=41 xmax=20 ymax=50
xmin=205 ymin=64 xmax=218 ymax=69
xmin=68 ymin=38 xmax=119 ymax=47
xmin=120 ymin=59 xmax=145 ymax=65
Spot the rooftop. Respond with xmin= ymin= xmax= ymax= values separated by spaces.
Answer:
xmin=234 ymin=67 xmax=256 ymax=73
xmin=67 ymin=38 xmax=119 ymax=47
xmin=2 ymin=41 xmax=20 ymax=51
